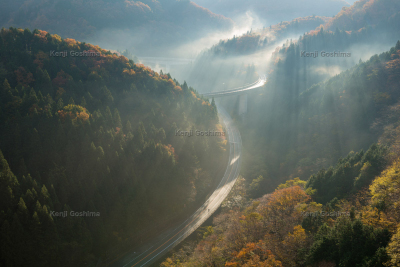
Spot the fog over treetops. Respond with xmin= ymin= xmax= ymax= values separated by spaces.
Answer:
xmin=193 ymin=0 xmax=350 ymax=26
xmin=0 ymin=0 xmax=234 ymax=57
xmin=0 ymin=0 xmax=355 ymax=58
xmin=2 ymin=0 xmax=400 ymax=266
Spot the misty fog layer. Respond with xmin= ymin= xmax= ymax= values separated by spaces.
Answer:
xmin=2 ymin=0 xmax=400 ymax=266
xmin=0 ymin=0 xmax=234 ymax=57
xmin=194 ymin=0 xmax=349 ymax=26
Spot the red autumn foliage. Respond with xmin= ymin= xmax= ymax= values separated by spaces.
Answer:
xmin=163 ymin=144 xmax=177 ymax=161
xmin=14 ymin=67 xmax=35 ymax=87
xmin=52 ymin=70 xmax=72 ymax=87
xmin=33 ymin=51 xmax=48 ymax=69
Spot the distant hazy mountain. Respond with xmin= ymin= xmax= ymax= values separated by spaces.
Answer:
xmin=324 ymin=0 xmax=400 ymax=32
xmin=193 ymin=0 xmax=350 ymax=25
xmin=0 ymin=0 xmax=233 ymax=55
xmin=204 ymin=16 xmax=331 ymax=57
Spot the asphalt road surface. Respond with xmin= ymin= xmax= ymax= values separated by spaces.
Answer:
xmin=109 ymin=104 xmax=242 ymax=267
xmin=109 ymin=76 xmax=267 ymax=266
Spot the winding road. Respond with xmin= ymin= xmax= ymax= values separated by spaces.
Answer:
xmin=109 ymin=78 xmax=266 ymax=267
xmin=202 ymin=76 xmax=267 ymax=98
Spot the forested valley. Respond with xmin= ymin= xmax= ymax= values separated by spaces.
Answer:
xmin=1 ymin=0 xmax=400 ymax=266
xmin=161 ymin=39 xmax=400 ymax=267
xmin=158 ymin=0 xmax=400 ymax=266
xmin=0 ymin=28 xmax=227 ymax=266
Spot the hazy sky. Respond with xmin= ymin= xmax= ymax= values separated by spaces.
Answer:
xmin=194 ymin=0 xmax=350 ymax=27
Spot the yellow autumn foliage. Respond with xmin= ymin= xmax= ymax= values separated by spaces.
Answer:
xmin=370 ymin=158 xmax=400 ymax=222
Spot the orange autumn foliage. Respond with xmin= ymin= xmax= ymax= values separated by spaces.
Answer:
xmin=58 ymin=104 xmax=90 ymax=124
xmin=162 ymin=144 xmax=177 ymax=161
xmin=123 ymin=68 xmax=136 ymax=76
xmin=277 ymin=225 xmax=308 ymax=266
xmin=263 ymin=186 xmax=310 ymax=216
xmin=226 ymin=241 xmax=283 ymax=267
xmin=34 ymin=30 xmax=48 ymax=43
xmin=64 ymin=38 xmax=79 ymax=49
xmin=191 ymin=91 xmax=202 ymax=101
xmin=124 ymin=0 xmax=151 ymax=12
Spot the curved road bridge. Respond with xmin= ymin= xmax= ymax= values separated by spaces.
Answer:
xmin=107 ymin=77 xmax=266 ymax=267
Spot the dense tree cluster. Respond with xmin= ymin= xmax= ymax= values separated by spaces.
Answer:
xmin=161 ymin=142 xmax=400 ymax=266
xmin=324 ymin=0 xmax=400 ymax=32
xmin=307 ymin=219 xmax=391 ymax=267
xmin=236 ymin=40 xmax=400 ymax=196
xmin=306 ymin=144 xmax=388 ymax=204
xmin=205 ymin=16 xmax=330 ymax=57
xmin=159 ymin=2 xmax=400 ymax=266
xmin=270 ymin=0 xmax=400 ymax=95
xmin=0 ymin=27 xmax=226 ymax=266
xmin=197 ymin=0 xmax=400 ymax=197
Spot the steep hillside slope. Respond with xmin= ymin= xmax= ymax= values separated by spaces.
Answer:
xmin=194 ymin=0 xmax=349 ymax=24
xmin=324 ymin=0 xmax=400 ymax=32
xmin=269 ymin=0 xmax=400 ymax=92
xmin=0 ymin=27 xmax=226 ymax=266
xmin=205 ymin=16 xmax=331 ymax=57
xmin=160 ymin=40 xmax=400 ymax=267
xmin=238 ymin=40 xmax=400 ymax=193
xmin=180 ymin=16 xmax=329 ymax=94
xmin=1 ymin=0 xmax=233 ymax=55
